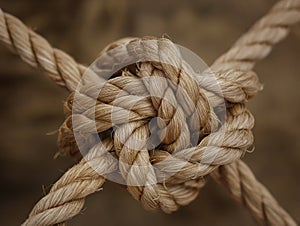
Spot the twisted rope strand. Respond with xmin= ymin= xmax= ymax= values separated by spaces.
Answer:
xmin=0 ymin=8 xmax=261 ymax=103
xmin=1 ymin=0 xmax=299 ymax=89
xmin=0 ymin=8 xmax=85 ymax=91
xmin=212 ymin=0 xmax=300 ymax=72
xmin=209 ymin=0 xmax=300 ymax=224
xmin=22 ymin=140 xmax=117 ymax=226
xmin=0 ymin=0 xmax=299 ymax=225
xmin=210 ymin=160 xmax=297 ymax=226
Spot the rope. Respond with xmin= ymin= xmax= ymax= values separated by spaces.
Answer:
xmin=211 ymin=160 xmax=297 ymax=226
xmin=22 ymin=139 xmax=117 ymax=226
xmin=0 ymin=8 xmax=85 ymax=91
xmin=0 ymin=0 xmax=299 ymax=225
xmin=0 ymin=8 xmax=261 ymax=102
xmin=57 ymin=37 xmax=256 ymax=213
xmin=211 ymin=0 xmax=300 ymax=72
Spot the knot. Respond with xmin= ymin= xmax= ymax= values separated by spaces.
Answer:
xmin=57 ymin=37 xmax=256 ymax=213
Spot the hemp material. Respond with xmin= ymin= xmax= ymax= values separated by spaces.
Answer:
xmin=57 ymin=37 xmax=256 ymax=214
xmin=0 ymin=0 xmax=299 ymax=225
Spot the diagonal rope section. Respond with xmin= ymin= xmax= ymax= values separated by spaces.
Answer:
xmin=211 ymin=160 xmax=297 ymax=226
xmin=22 ymin=139 xmax=117 ymax=226
xmin=0 ymin=8 xmax=85 ymax=91
xmin=211 ymin=0 xmax=300 ymax=72
xmin=0 ymin=0 xmax=299 ymax=225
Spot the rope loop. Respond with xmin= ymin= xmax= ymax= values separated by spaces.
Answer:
xmin=58 ymin=37 xmax=257 ymax=213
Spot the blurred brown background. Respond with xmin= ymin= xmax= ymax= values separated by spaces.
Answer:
xmin=0 ymin=0 xmax=299 ymax=225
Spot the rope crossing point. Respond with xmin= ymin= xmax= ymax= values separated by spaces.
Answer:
xmin=0 ymin=0 xmax=299 ymax=225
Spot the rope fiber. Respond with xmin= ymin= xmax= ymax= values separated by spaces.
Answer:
xmin=0 ymin=0 xmax=300 ymax=225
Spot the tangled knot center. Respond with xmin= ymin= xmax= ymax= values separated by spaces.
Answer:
xmin=58 ymin=37 xmax=256 ymax=212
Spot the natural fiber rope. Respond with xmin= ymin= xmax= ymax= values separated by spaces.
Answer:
xmin=0 ymin=0 xmax=299 ymax=225
xmin=23 ymin=139 xmax=117 ymax=226
xmin=0 ymin=8 xmax=85 ymax=91
xmin=0 ymin=8 xmax=260 ymax=104
xmin=211 ymin=160 xmax=298 ymax=226
xmin=212 ymin=0 xmax=300 ymax=72
xmin=52 ymin=36 xmax=255 ymax=217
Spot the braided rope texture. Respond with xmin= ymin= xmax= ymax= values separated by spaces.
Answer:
xmin=0 ymin=0 xmax=299 ymax=225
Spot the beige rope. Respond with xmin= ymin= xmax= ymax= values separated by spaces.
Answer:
xmin=211 ymin=160 xmax=297 ymax=226
xmin=22 ymin=139 xmax=117 ymax=226
xmin=212 ymin=0 xmax=300 ymax=72
xmin=0 ymin=8 xmax=85 ymax=91
xmin=0 ymin=7 xmax=258 ymax=104
xmin=0 ymin=0 xmax=299 ymax=225
xmin=57 ymin=36 xmax=256 ymax=211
